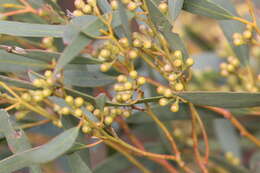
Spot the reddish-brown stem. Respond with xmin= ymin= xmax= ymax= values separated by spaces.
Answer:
xmin=116 ymin=117 xmax=179 ymax=173
xmin=205 ymin=106 xmax=260 ymax=147
xmin=189 ymin=103 xmax=208 ymax=173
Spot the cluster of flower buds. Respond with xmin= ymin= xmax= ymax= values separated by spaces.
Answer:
xmin=73 ymin=0 xmax=96 ymax=16
xmin=233 ymin=24 xmax=253 ymax=46
xmin=219 ymin=56 xmax=240 ymax=77
xmin=225 ymin=152 xmax=241 ymax=166
xmin=113 ymin=73 xmax=146 ymax=103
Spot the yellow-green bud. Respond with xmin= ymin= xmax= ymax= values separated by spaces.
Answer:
xmin=21 ymin=93 xmax=31 ymax=102
xmin=93 ymin=109 xmax=101 ymax=116
xmin=73 ymin=10 xmax=84 ymax=16
xmin=105 ymin=116 xmax=113 ymax=125
xmin=42 ymin=37 xmax=53 ymax=48
xmin=110 ymin=0 xmax=118 ymax=10
xmin=175 ymin=83 xmax=184 ymax=91
xmin=44 ymin=70 xmax=53 ymax=78
xmin=65 ymin=95 xmax=74 ymax=105
xmin=33 ymin=79 xmax=43 ymax=88
xmin=122 ymin=110 xmax=131 ymax=118
xmin=119 ymin=37 xmax=129 ymax=47
xmin=82 ymin=4 xmax=92 ymax=14
xmin=122 ymin=93 xmax=131 ymax=101
xmin=159 ymin=98 xmax=168 ymax=106
xmin=74 ymin=0 xmax=85 ymax=9
xmin=186 ymin=58 xmax=194 ymax=66
xmin=86 ymin=103 xmax=94 ymax=112
xmin=53 ymin=120 xmax=62 ymax=128
xmin=168 ymin=74 xmax=178 ymax=81
xmin=124 ymin=82 xmax=133 ymax=90
xmin=127 ymin=2 xmax=138 ymax=11
xmin=114 ymin=84 xmax=124 ymax=91
xmin=137 ymin=76 xmax=146 ymax=85
xmin=87 ymin=0 xmax=96 ymax=6
xmin=173 ymin=59 xmax=182 ymax=67
xmin=99 ymin=49 xmax=111 ymax=58
xmin=164 ymin=88 xmax=172 ymax=97
xmin=174 ymin=50 xmax=182 ymax=59
xmin=100 ymin=63 xmax=111 ymax=72
xmin=227 ymin=64 xmax=235 ymax=72
xmin=157 ymin=86 xmax=165 ymax=94
xmin=171 ymin=103 xmax=179 ymax=112
xmin=129 ymin=70 xmax=138 ymax=79
xmin=74 ymin=97 xmax=84 ymax=107
xmin=128 ymin=49 xmax=138 ymax=59
xmin=74 ymin=108 xmax=83 ymax=117
xmin=61 ymin=107 xmax=70 ymax=115
xmin=158 ymin=2 xmax=168 ymax=13
xmin=143 ymin=40 xmax=152 ymax=49
xmin=133 ymin=39 xmax=142 ymax=48
xmin=42 ymin=88 xmax=52 ymax=97
xmin=82 ymin=125 xmax=92 ymax=133
xmin=243 ymin=30 xmax=252 ymax=39
xmin=117 ymin=75 xmax=127 ymax=83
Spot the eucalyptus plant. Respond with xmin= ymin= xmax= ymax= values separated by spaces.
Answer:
xmin=0 ymin=0 xmax=260 ymax=173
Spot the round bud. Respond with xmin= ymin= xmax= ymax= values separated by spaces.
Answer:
xmin=139 ymin=25 xmax=147 ymax=33
xmin=93 ymin=109 xmax=101 ymax=116
xmin=87 ymin=0 xmax=96 ymax=6
xmin=233 ymin=38 xmax=244 ymax=46
xmin=21 ymin=93 xmax=31 ymax=102
xmin=163 ymin=64 xmax=173 ymax=72
xmin=33 ymin=94 xmax=43 ymax=102
xmin=171 ymin=103 xmax=179 ymax=112
xmin=127 ymin=2 xmax=137 ymax=11
xmin=159 ymin=98 xmax=168 ymax=106
xmin=225 ymin=152 xmax=234 ymax=161
xmin=119 ymin=37 xmax=129 ymax=47
xmin=99 ymin=49 xmax=111 ymax=58
xmin=143 ymin=40 xmax=152 ymax=49
xmin=168 ymin=74 xmax=178 ymax=81
xmin=129 ymin=70 xmax=138 ymax=79
xmin=232 ymin=158 xmax=240 ymax=166
xmin=42 ymin=88 xmax=52 ymax=97
xmin=173 ymin=128 xmax=182 ymax=138
xmin=42 ymin=37 xmax=53 ymax=48
xmin=105 ymin=116 xmax=113 ymax=125
xmin=175 ymin=83 xmax=184 ymax=91
xmin=46 ymin=78 xmax=54 ymax=87
xmin=133 ymin=39 xmax=142 ymax=48
xmin=74 ymin=0 xmax=85 ymax=9
xmin=186 ymin=58 xmax=194 ymax=66
xmin=243 ymin=30 xmax=252 ymax=39
xmin=128 ymin=49 xmax=139 ymax=59
xmin=82 ymin=4 xmax=92 ymax=14
xmin=157 ymin=86 xmax=165 ymax=94
xmin=164 ymin=88 xmax=172 ymax=97
xmin=220 ymin=62 xmax=228 ymax=69
xmin=116 ymin=94 xmax=122 ymax=102
xmin=123 ymin=110 xmax=131 ymax=118
xmin=232 ymin=33 xmax=242 ymax=39
xmin=82 ymin=125 xmax=92 ymax=133
xmin=86 ymin=104 xmax=94 ymax=112
xmin=54 ymin=104 xmax=61 ymax=112
xmin=104 ymin=107 xmax=110 ymax=114
xmin=100 ymin=63 xmax=111 ymax=72
xmin=173 ymin=59 xmax=182 ymax=67
xmin=122 ymin=93 xmax=131 ymax=101
xmin=137 ymin=76 xmax=146 ymax=85
xmin=44 ymin=70 xmax=53 ymax=78
xmin=158 ymin=2 xmax=168 ymax=13
xmin=114 ymin=84 xmax=124 ymax=91
xmin=74 ymin=108 xmax=83 ymax=117
xmin=61 ymin=107 xmax=70 ymax=115
xmin=73 ymin=10 xmax=84 ymax=16
xmin=174 ymin=50 xmax=182 ymax=59
xmin=33 ymin=79 xmax=43 ymax=88
xmin=220 ymin=70 xmax=229 ymax=77
xmin=65 ymin=95 xmax=74 ymax=105
xmin=230 ymin=59 xmax=240 ymax=67
xmin=75 ymin=97 xmax=84 ymax=107
xmin=116 ymin=108 xmax=122 ymax=115
xmin=124 ymin=82 xmax=133 ymax=90
xmin=117 ymin=75 xmax=127 ymax=83
xmin=110 ymin=0 xmax=118 ymax=10
xmin=53 ymin=120 xmax=62 ymax=128
xmin=227 ymin=64 xmax=235 ymax=72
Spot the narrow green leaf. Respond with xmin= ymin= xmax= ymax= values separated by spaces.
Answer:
xmin=145 ymin=0 xmax=189 ymax=59
xmin=182 ymin=0 xmax=235 ymax=20
xmin=97 ymin=0 xmax=111 ymax=13
xmin=168 ymin=0 xmax=184 ymax=22
xmin=0 ymin=21 xmax=66 ymax=37
xmin=0 ymin=127 xmax=79 ymax=173
xmin=67 ymin=153 xmax=92 ymax=173
xmin=0 ymin=50 xmax=48 ymax=72
xmin=64 ymin=69 xmax=115 ymax=87
xmin=118 ymin=1 xmax=132 ymax=41
xmin=0 ymin=110 xmax=42 ymax=173
xmin=177 ymin=91 xmax=260 ymax=108
xmin=0 ymin=75 xmax=36 ymax=90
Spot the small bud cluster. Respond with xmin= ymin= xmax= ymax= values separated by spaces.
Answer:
xmin=73 ymin=0 xmax=96 ymax=16
xmin=225 ymin=152 xmax=241 ymax=166
xmin=113 ymin=73 xmax=146 ymax=103
xmin=232 ymin=24 xmax=253 ymax=46
xmin=219 ymin=56 xmax=240 ymax=77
